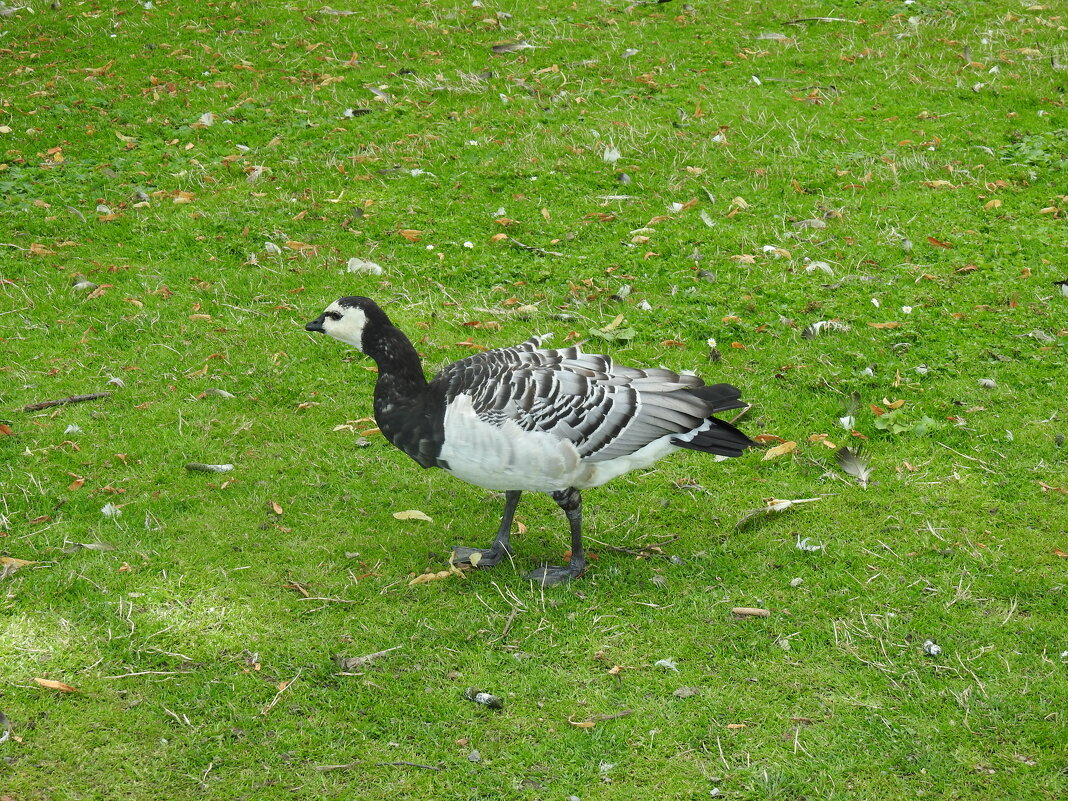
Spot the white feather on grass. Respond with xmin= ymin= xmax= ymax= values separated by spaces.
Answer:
xmin=836 ymin=445 xmax=872 ymax=488
xmin=735 ymin=497 xmax=821 ymax=530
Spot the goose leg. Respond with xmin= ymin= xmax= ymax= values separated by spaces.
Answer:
xmin=453 ymin=490 xmax=520 ymax=569
xmin=527 ymin=488 xmax=586 ymax=585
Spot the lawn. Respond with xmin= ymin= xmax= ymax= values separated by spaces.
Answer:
xmin=1 ymin=0 xmax=1066 ymax=798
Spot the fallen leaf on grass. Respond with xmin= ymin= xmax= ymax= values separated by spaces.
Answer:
xmin=34 ymin=678 xmax=78 ymax=693
xmin=0 ymin=423 xmax=14 ymax=436
xmin=736 ymin=498 xmax=821 ymax=530
xmin=393 ymin=509 xmax=432 ymax=522
xmin=1039 ymin=482 xmax=1067 ymax=494
xmin=868 ymin=321 xmax=901 ymax=329
xmin=1 ymin=556 xmax=38 ymax=571
xmin=762 ymin=441 xmax=797 ymax=461
xmin=270 ymin=501 xmax=283 ymax=515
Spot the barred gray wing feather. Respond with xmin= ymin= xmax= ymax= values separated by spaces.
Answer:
xmin=431 ymin=342 xmax=713 ymax=463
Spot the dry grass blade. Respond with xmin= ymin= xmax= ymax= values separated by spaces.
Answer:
xmin=735 ymin=498 xmax=821 ymax=530
xmin=836 ymin=445 xmax=872 ymax=488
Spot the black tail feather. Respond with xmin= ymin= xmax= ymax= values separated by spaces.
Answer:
xmin=688 ymin=382 xmax=748 ymax=413
xmin=671 ymin=417 xmax=756 ymax=458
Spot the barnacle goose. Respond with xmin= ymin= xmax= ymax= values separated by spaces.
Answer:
xmin=306 ymin=297 xmax=755 ymax=585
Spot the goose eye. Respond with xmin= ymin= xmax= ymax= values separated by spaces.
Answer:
xmin=326 ymin=312 xmax=342 ymax=321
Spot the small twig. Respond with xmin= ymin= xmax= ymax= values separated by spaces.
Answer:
xmin=588 ymin=709 xmax=633 ymax=722
xmin=584 ymin=534 xmax=679 ymax=559
xmin=162 ymin=706 xmax=190 ymax=726
xmin=728 ymin=404 xmax=753 ymax=425
xmin=785 ymin=17 xmax=858 ymax=25
xmin=716 ymin=735 xmax=730 ymax=771
xmin=293 ymin=596 xmax=360 ymax=603
xmin=375 ymin=761 xmax=442 ymax=771
xmin=336 ymin=645 xmax=403 ymax=670
xmin=314 ymin=760 xmax=443 ymax=772
xmin=261 ymin=668 xmax=302 ymax=715
xmin=103 ymin=670 xmax=184 ymax=679
xmin=23 ymin=392 xmax=111 ymax=412
xmin=315 ymin=762 xmax=363 ymax=772
xmin=934 ymin=441 xmax=996 ymax=474
xmin=500 ymin=608 xmax=519 ymax=638
xmin=508 ymin=237 xmax=565 ymax=257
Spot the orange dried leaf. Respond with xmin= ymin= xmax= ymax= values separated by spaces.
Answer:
xmin=1 ymin=556 xmax=38 ymax=570
xmin=761 ymin=441 xmax=797 ymax=461
xmin=34 ymin=678 xmax=78 ymax=693
xmin=754 ymin=434 xmax=786 ymax=445
xmin=270 ymin=501 xmax=283 ymax=515
xmin=868 ymin=322 xmax=901 ymax=329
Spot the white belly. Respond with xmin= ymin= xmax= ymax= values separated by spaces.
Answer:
xmin=437 ymin=394 xmax=688 ymax=491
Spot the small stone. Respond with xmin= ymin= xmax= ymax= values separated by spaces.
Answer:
xmin=789 ymin=577 xmax=803 ymax=587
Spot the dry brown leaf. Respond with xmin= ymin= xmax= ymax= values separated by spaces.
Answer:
xmin=34 ymin=678 xmax=78 ymax=693
xmin=754 ymin=434 xmax=786 ymax=445
xmin=569 ymin=719 xmax=597 ymax=729
xmin=0 ymin=423 xmax=14 ymax=436
xmin=868 ymin=322 xmax=901 ymax=329
xmin=762 ymin=441 xmax=797 ymax=461
xmin=398 ymin=229 xmax=422 ymax=242
xmin=408 ymin=565 xmax=465 ymax=585
xmin=1 ymin=556 xmax=38 ymax=570
xmin=393 ymin=509 xmax=433 ymax=522
xmin=270 ymin=501 xmax=283 ymax=515
xmin=68 ymin=477 xmax=85 ymax=491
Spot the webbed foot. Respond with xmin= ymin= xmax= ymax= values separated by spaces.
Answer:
xmin=526 ymin=563 xmax=585 ymax=586
xmin=452 ymin=545 xmax=512 ymax=569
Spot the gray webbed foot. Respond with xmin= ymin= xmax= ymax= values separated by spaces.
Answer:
xmin=452 ymin=545 xmax=511 ymax=569
xmin=526 ymin=563 xmax=584 ymax=586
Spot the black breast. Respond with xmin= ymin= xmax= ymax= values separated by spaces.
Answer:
xmin=373 ymin=376 xmax=448 ymax=469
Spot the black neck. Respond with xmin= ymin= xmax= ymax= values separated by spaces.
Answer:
xmin=364 ymin=324 xmax=428 ymax=395
xmin=364 ymin=323 xmax=445 ymax=469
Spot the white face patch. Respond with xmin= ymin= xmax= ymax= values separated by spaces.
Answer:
xmin=322 ymin=303 xmax=369 ymax=350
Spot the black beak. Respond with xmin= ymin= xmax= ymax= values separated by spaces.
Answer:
xmin=306 ymin=316 xmax=326 ymax=333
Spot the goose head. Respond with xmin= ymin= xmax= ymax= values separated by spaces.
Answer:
xmin=306 ymin=296 xmax=388 ymax=351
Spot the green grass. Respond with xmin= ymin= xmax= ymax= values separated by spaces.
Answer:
xmin=1 ymin=0 xmax=1066 ymax=798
